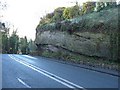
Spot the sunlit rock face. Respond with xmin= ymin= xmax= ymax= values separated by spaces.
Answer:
xmin=35 ymin=6 xmax=119 ymax=60
xmin=35 ymin=31 xmax=111 ymax=58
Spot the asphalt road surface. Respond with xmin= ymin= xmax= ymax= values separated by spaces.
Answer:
xmin=1 ymin=54 xmax=119 ymax=89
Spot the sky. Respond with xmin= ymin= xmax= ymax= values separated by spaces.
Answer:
xmin=0 ymin=0 xmax=92 ymax=40
xmin=0 ymin=0 xmax=119 ymax=40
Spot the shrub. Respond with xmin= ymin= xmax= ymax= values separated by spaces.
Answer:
xmin=60 ymin=20 xmax=71 ymax=31
xmin=55 ymin=22 xmax=61 ymax=30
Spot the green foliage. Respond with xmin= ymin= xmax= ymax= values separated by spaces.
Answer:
xmin=63 ymin=3 xmax=80 ymax=19
xmin=70 ymin=22 xmax=80 ymax=31
xmin=8 ymin=30 xmax=19 ymax=54
xmin=69 ymin=4 xmax=80 ymax=18
xmin=2 ymin=32 xmax=9 ymax=53
xmin=35 ymin=3 xmax=119 ymax=71
xmin=38 ymin=7 xmax=65 ymax=26
xmin=39 ymin=49 xmax=119 ymax=71
xmin=19 ymin=36 xmax=28 ymax=54
xmin=94 ymin=2 xmax=117 ymax=12
xmin=46 ymin=13 xmax=54 ymax=19
xmin=37 ymin=1 xmax=118 ymax=28
xmin=109 ymin=32 xmax=119 ymax=62
xmin=0 ymin=22 xmax=34 ymax=54
xmin=28 ymin=39 xmax=37 ymax=53
xmin=37 ymin=1 xmax=97 ymax=31
xmin=1 ymin=29 xmax=19 ymax=54
xmin=82 ymin=2 xmax=96 ymax=14
xmin=55 ymin=22 xmax=61 ymax=30
xmin=37 ymin=5 xmax=119 ymax=35
xmin=60 ymin=20 xmax=71 ymax=31
xmin=39 ymin=23 xmax=56 ymax=31
xmin=63 ymin=7 xmax=71 ymax=19
xmin=1 ymin=23 xmax=9 ymax=53
xmin=52 ymin=7 xmax=65 ymax=22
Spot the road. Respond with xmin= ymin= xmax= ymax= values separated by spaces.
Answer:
xmin=1 ymin=54 xmax=119 ymax=89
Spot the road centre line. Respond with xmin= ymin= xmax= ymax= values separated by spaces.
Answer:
xmin=23 ymin=55 xmax=37 ymax=59
xmin=9 ymin=55 xmax=75 ymax=88
xmin=9 ymin=55 xmax=85 ymax=89
xmin=17 ymin=78 xmax=31 ymax=88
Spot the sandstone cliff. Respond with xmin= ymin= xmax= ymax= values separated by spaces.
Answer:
xmin=35 ymin=6 xmax=119 ymax=70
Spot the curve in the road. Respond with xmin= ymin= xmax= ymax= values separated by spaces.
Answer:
xmin=9 ymin=55 xmax=85 ymax=90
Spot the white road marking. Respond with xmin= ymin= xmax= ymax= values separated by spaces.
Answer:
xmin=23 ymin=55 xmax=37 ymax=59
xmin=9 ymin=55 xmax=85 ymax=89
xmin=17 ymin=78 xmax=31 ymax=88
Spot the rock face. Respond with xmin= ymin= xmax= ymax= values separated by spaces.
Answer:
xmin=35 ymin=6 xmax=119 ymax=61
xmin=35 ymin=31 xmax=111 ymax=58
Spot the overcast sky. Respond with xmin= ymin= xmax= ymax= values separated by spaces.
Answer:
xmin=0 ymin=0 xmax=119 ymax=40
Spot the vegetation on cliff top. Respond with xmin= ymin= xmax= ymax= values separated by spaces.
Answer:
xmin=36 ymin=2 xmax=118 ymax=33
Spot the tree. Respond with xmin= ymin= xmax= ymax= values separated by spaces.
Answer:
xmin=94 ymin=2 xmax=106 ymax=12
xmin=19 ymin=36 xmax=28 ymax=54
xmin=46 ymin=13 xmax=54 ymax=19
xmin=8 ymin=30 xmax=19 ymax=54
xmin=52 ymin=7 xmax=65 ymax=22
xmin=2 ymin=31 xmax=9 ymax=53
xmin=94 ymin=1 xmax=117 ymax=12
xmin=0 ymin=1 xmax=8 ymax=53
xmin=69 ymin=3 xmax=80 ymax=18
xmin=63 ymin=3 xmax=80 ymax=19
xmin=82 ymin=2 xmax=96 ymax=14
xmin=28 ymin=39 xmax=37 ymax=53
xmin=0 ymin=22 xmax=10 ymax=53
xmin=63 ymin=7 xmax=71 ymax=19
